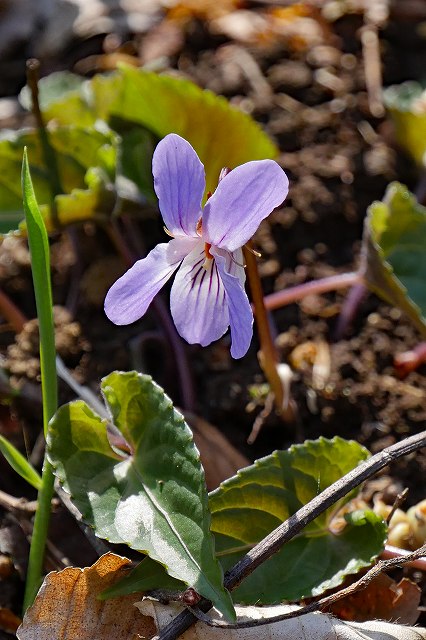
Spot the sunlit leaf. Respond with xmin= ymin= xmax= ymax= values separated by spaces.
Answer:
xmin=17 ymin=553 xmax=155 ymax=640
xmin=41 ymin=67 xmax=279 ymax=195
xmin=0 ymin=126 xmax=117 ymax=235
xmin=362 ymin=182 xmax=426 ymax=336
xmin=47 ymin=371 xmax=235 ymax=621
xmin=209 ymin=437 xmax=386 ymax=603
xmin=19 ymin=71 xmax=84 ymax=113
xmin=384 ymin=81 xmax=426 ymax=166
xmin=0 ymin=434 xmax=42 ymax=490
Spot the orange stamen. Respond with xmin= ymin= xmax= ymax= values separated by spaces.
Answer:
xmin=204 ymin=242 xmax=213 ymax=260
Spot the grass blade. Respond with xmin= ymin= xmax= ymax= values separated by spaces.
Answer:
xmin=21 ymin=148 xmax=58 ymax=611
xmin=0 ymin=435 xmax=42 ymax=490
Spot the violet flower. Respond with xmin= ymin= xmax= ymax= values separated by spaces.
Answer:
xmin=105 ymin=134 xmax=289 ymax=358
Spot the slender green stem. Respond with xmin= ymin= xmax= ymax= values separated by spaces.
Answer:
xmin=23 ymin=460 xmax=55 ymax=610
xmin=22 ymin=150 xmax=58 ymax=612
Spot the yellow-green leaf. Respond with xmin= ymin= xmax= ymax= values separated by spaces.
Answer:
xmin=42 ymin=67 xmax=278 ymax=195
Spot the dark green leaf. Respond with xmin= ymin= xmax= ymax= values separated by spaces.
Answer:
xmin=47 ymin=371 xmax=235 ymax=621
xmin=363 ymin=182 xmax=426 ymax=336
xmin=209 ymin=437 xmax=386 ymax=603
xmin=101 ymin=555 xmax=184 ymax=600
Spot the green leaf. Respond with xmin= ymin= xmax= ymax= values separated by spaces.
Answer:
xmin=19 ymin=71 xmax=84 ymax=113
xmin=101 ymin=555 xmax=184 ymax=600
xmin=0 ymin=126 xmax=117 ymax=235
xmin=22 ymin=149 xmax=58 ymax=609
xmin=47 ymin=371 xmax=235 ymax=621
xmin=363 ymin=182 xmax=426 ymax=336
xmin=0 ymin=434 xmax=42 ymax=490
xmin=383 ymin=81 xmax=426 ymax=165
xmin=42 ymin=67 xmax=278 ymax=195
xmin=209 ymin=437 xmax=386 ymax=603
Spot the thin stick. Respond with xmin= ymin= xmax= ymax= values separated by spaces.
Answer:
xmin=26 ymin=59 xmax=62 ymax=226
xmin=188 ymin=543 xmax=426 ymax=629
xmin=152 ymin=430 xmax=426 ymax=640
xmin=263 ymin=272 xmax=361 ymax=311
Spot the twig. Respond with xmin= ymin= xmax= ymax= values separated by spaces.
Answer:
xmin=381 ymin=544 xmax=426 ymax=571
xmin=26 ymin=59 xmax=62 ymax=225
xmin=188 ymin=543 xmax=426 ymax=629
xmin=263 ymin=272 xmax=361 ymax=311
xmin=152 ymin=430 xmax=426 ymax=640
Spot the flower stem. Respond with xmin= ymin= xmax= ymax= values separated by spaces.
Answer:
xmin=334 ymin=281 xmax=368 ymax=339
xmin=263 ymin=271 xmax=362 ymax=311
xmin=105 ymin=221 xmax=196 ymax=412
xmin=243 ymin=245 xmax=285 ymax=413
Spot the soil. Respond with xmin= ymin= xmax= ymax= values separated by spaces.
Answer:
xmin=0 ymin=1 xmax=425 ymax=636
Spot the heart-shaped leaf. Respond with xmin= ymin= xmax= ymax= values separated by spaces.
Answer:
xmin=209 ymin=437 xmax=387 ymax=603
xmin=362 ymin=182 xmax=426 ymax=336
xmin=40 ymin=67 xmax=278 ymax=195
xmin=47 ymin=371 xmax=235 ymax=621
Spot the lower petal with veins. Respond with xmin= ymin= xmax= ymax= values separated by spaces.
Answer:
xmin=212 ymin=247 xmax=253 ymax=359
xmin=170 ymin=244 xmax=229 ymax=347
xmin=104 ymin=237 xmax=197 ymax=325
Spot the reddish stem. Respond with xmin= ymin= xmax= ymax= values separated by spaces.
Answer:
xmin=263 ymin=272 xmax=362 ymax=311
xmin=394 ymin=342 xmax=426 ymax=378
xmin=381 ymin=544 xmax=426 ymax=571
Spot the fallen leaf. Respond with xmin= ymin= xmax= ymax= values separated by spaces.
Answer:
xmin=17 ymin=556 xmax=426 ymax=640
xmin=136 ymin=599 xmax=426 ymax=639
xmin=17 ymin=553 xmax=156 ymax=640
xmin=328 ymin=574 xmax=421 ymax=625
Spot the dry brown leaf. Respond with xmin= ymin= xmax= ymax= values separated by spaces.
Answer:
xmin=17 ymin=553 xmax=156 ymax=640
xmin=17 ymin=554 xmax=426 ymax=640
xmin=136 ymin=599 xmax=426 ymax=639
xmin=328 ymin=574 xmax=421 ymax=625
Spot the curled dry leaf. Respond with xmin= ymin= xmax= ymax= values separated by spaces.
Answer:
xmin=16 ymin=553 xmax=426 ymax=640
xmin=136 ymin=599 xmax=426 ymax=640
xmin=328 ymin=574 xmax=421 ymax=625
xmin=17 ymin=553 xmax=156 ymax=640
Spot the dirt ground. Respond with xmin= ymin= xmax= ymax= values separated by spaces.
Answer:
xmin=0 ymin=0 xmax=425 ymax=635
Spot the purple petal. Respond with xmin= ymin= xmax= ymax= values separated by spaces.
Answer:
xmin=212 ymin=247 xmax=253 ymax=359
xmin=153 ymin=134 xmax=205 ymax=237
xmin=104 ymin=237 xmax=197 ymax=325
xmin=170 ymin=243 xmax=229 ymax=347
xmin=203 ymin=160 xmax=289 ymax=252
